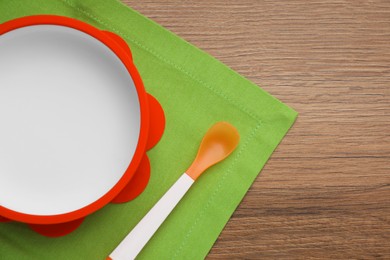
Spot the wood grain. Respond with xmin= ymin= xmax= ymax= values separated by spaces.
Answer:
xmin=122 ymin=1 xmax=390 ymax=258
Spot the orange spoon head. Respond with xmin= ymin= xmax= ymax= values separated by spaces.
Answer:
xmin=186 ymin=122 xmax=240 ymax=180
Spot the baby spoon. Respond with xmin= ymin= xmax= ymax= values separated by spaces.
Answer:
xmin=108 ymin=122 xmax=240 ymax=260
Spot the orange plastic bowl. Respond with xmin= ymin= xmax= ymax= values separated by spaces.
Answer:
xmin=0 ymin=15 xmax=165 ymax=236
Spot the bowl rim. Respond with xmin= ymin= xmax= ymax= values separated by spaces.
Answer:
xmin=0 ymin=15 xmax=150 ymax=224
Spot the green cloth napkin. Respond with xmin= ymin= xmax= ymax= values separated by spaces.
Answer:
xmin=0 ymin=0 xmax=297 ymax=259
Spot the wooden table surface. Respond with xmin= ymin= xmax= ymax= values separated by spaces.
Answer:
xmin=123 ymin=1 xmax=390 ymax=258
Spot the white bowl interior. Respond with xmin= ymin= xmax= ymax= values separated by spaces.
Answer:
xmin=0 ymin=25 xmax=141 ymax=216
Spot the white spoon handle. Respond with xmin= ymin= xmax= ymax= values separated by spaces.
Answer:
xmin=109 ymin=173 xmax=194 ymax=260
